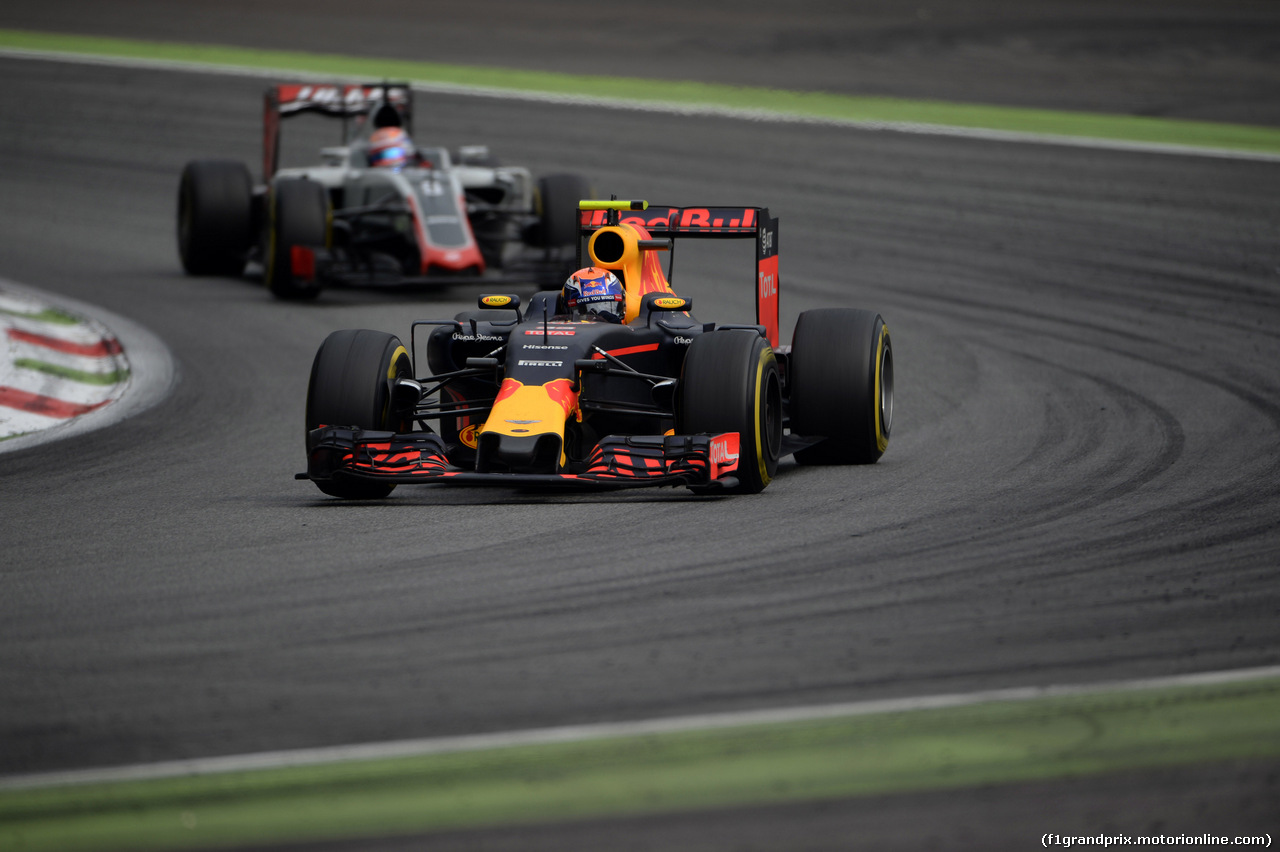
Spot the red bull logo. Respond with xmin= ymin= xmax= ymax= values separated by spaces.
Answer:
xmin=483 ymin=379 xmax=580 ymax=438
xmin=581 ymin=207 xmax=758 ymax=233
xmin=543 ymin=379 xmax=579 ymax=419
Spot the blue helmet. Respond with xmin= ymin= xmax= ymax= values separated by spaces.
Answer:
xmin=368 ymin=127 xmax=413 ymax=169
xmin=563 ymin=267 xmax=625 ymax=323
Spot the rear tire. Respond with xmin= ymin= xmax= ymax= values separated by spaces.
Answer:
xmin=266 ymin=178 xmax=329 ymax=300
xmin=305 ymin=329 xmax=413 ymax=499
xmin=789 ymin=308 xmax=893 ymax=465
xmin=177 ymin=160 xmax=253 ymax=276
xmin=677 ymin=330 xmax=782 ymax=494
xmin=535 ymin=173 xmax=593 ymax=248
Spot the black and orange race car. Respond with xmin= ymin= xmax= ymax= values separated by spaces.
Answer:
xmin=297 ymin=200 xmax=893 ymax=497
xmin=177 ymin=82 xmax=590 ymax=299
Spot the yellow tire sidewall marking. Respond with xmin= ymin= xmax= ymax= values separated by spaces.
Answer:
xmin=382 ymin=344 xmax=410 ymax=426
xmin=754 ymin=346 xmax=774 ymax=486
xmin=874 ymin=323 xmax=889 ymax=453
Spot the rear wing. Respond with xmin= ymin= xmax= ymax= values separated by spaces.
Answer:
xmin=262 ymin=82 xmax=413 ymax=179
xmin=578 ymin=202 xmax=780 ymax=347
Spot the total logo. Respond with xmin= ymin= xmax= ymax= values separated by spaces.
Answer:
xmin=710 ymin=433 xmax=740 ymax=467
xmin=524 ymin=329 xmax=575 ymax=337
xmin=758 ymin=271 xmax=777 ymax=299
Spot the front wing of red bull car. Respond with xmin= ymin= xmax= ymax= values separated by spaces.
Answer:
xmin=298 ymin=200 xmax=894 ymax=498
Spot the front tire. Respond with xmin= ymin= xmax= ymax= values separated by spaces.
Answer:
xmin=266 ymin=178 xmax=329 ymax=300
xmin=305 ymin=329 xmax=413 ymax=499
xmin=677 ymin=330 xmax=782 ymax=494
xmin=177 ymin=160 xmax=253 ymax=276
xmin=789 ymin=308 xmax=893 ymax=465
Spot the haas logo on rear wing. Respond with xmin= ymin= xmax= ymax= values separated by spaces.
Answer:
xmin=579 ymin=203 xmax=780 ymax=347
xmin=262 ymin=82 xmax=414 ymax=179
xmin=270 ymin=84 xmax=411 ymax=116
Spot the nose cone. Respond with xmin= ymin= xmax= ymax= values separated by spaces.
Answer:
xmin=476 ymin=378 xmax=579 ymax=473
xmin=476 ymin=431 xmax=563 ymax=474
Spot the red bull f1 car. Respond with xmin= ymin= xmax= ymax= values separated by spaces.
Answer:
xmin=298 ymin=200 xmax=893 ymax=497
xmin=177 ymin=82 xmax=591 ymax=298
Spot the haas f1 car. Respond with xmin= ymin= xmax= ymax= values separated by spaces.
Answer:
xmin=177 ymin=82 xmax=591 ymax=298
xmin=298 ymin=200 xmax=893 ymax=497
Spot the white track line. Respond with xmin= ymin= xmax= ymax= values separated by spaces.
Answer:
xmin=4 ymin=46 xmax=1280 ymax=163
xmin=3 ymin=664 xmax=1278 ymax=792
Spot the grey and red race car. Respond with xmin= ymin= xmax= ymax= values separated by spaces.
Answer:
xmin=177 ymin=82 xmax=591 ymax=298
xmin=298 ymin=199 xmax=893 ymax=497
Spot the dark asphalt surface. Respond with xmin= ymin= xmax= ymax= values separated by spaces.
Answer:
xmin=1 ymin=2 xmax=1279 ymax=848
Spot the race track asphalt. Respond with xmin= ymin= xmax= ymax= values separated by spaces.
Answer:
xmin=1 ymin=2 xmax=1278 ymax=848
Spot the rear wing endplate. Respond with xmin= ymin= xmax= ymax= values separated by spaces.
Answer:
xmin=262 ymin=82 xmax=413 ymax=179
xmin=578 ymin=203 xmax=780 ymax=347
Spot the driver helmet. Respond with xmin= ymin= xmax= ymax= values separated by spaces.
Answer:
xmin=368 ymin=127 xmax=414 ymax=169
xmin=563 ymin=267 xmax=625 ymax=323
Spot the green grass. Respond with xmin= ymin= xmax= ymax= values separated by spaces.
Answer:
xmin=13 ymin=359 xmax=128 ymax=385
xmin=0 ymin=305 xmax=79 ymax=325
xmin=2 ymin=677 xmax=1277 ymax=851
xmin=4 ymin=28 xmax=1280 ymax=155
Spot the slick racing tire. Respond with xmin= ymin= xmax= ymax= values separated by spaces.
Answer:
xmin=265 ymin=178 xmax=329 ymax=300
xmin=789 ymin=308 xmax=893 ymax=465
xmin=305 ymin=329 xmax=413 ymax=499
xmin=677 ymin=329 xmax=782 ymax=494
xmin=177 ymin=160 xmax=253 ymax=276
xmin=535 ymin=173 xmax=593 ymax=248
